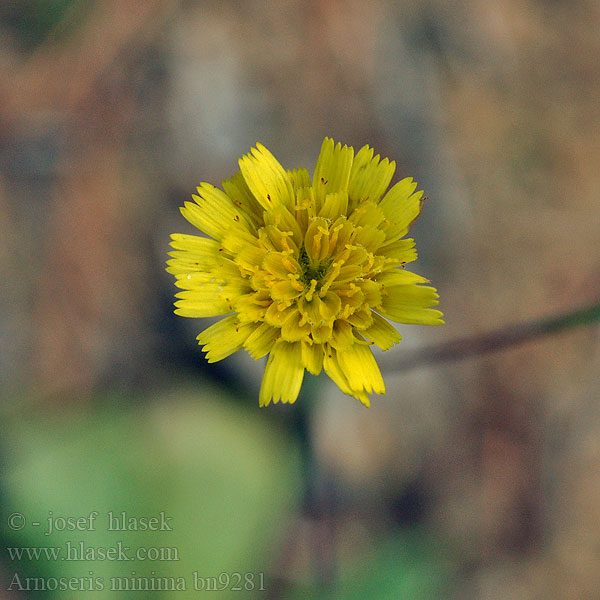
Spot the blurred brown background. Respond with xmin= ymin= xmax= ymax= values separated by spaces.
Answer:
xmin=1 ymin=1 xmax=599 ymax=598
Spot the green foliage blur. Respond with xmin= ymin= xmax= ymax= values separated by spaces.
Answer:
xmin=1 ymin=386 xmax=301 ymax=598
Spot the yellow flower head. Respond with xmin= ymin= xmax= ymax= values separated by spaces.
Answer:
xmin=167 ymin=138 xmax=443 ymax=407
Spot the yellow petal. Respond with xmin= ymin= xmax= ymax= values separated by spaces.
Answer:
xmin=263 ymin=251 xmax=301 ymax=279
xmin=352 ymin=225 xmax=385 ymax=253
xmin=179 ymin=261 xmax=249 ymax=301
xmin=379 ymin=238 xmax=417 ymax=265
xmin=221 ymin=170 xmax=264 ymax=225
xmin=288 ymin=167 xmax=311 ymax=191
xmin=347 ymin=307 xmax=373 ymax=329
xmin=348 ymin=144 xmax=396 ymax=209
xmin=379 ymin=305 xmax=445 ymax=325
xmin=292 ymin=185 xmax=316 ymax=235
xmin=301 ymin=341 xmax=324 ymax=375
xmin=379 ymin=178 xmax=424 ymax=240
xmin=349 ymin=200 xmax=385 ymax=229
xmin=173 ymin=274 xmax=231 ymax=316
xmin=235 ymin=245 xmax=268 ymax=275
xmin=342 ymin=245 xmax=369 ymax=267
xmin=378 ymin=177 xmax=417 ymax=215
xmin=197 ymin=315 xmax=256 ymax=362
xmin=264 ymin=205 xmax=303 ymax=248
xmin=304 ymin=217 xmax=331 ymax=263
xmin=336 ymin=342 xmax=385 ymax=396
xmin=244 ymin=322 xmax=280 ymax=359
xmin=323 ymin=346 xmax=353 ymax=395
xmin=362 ymin=313 xmax=401 ymax=350
xmin=281 ymin=309 xmax=311 ymax=341
xmin=355 ymin=279 xmax=382 ymax=307
xmin=166 ymin=257 xmax=214 ymax=276
xmin=239 ymin=143 xmax=295 ymax=211
xmin=323 ymin=347 xmax=371 ymax=406
xmin=330 ymin=319 xmax=354 ymax=349
xmin=376 ymin=269 xmax=430 ymax=287
xmin=173 ymin=271 xmax=221 ymax=288
xmin=234 ymin=291 xmax=271 ymax=322
xmin=182 ymin=183 xmax=254 ymax=241
xmin=319 ymin=291 xmax=342 ymax=321
xmin=319 ymin=191 xmax=349 ymax=220
xmin=379 ymin=285 xmax=444 ymax=325
xmin=297 ymin=294 xmax=324 ymax=326
xmin=383 ymin=283 xmax=440 ymax=306
xmin=174 ymin=291 xmax=231 ymax=316
xmin=259 ymin=341 xmax=305 ymax=406
xmin=265 ymin=302 xmax=297 ymax=327
xmin=271 ymin=278 xmax=303 ymax=302
xmin=327 ymin=217 xmax=354 ymax=254
xmin=311 ymin=321 xmax=333 ymax=344
xmin=221 ymin=229 xmax=261 ymax=255
xmin=174 ymin=302 xmax=230 ymax=318
xmin=336 ymin=284 xmax=365 ymax=317
xmin=333 ymin=264 xmax=363 ymax=284
xmin=313 ymin=138 xmax=354 ymax=208
xmin=167 ymin=234 xmax=220 ymax=275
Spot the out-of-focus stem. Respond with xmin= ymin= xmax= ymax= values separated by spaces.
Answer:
xmin=389 ymin=302 xmax=600 ymax=372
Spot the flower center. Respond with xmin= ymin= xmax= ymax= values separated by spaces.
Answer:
xmin=298 ymin=246 xmax=332 ymax=288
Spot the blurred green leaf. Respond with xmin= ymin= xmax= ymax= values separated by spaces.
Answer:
xmin=336 ymin=531 xmax=450 ymax=600
xmin=286 ymin=528 xmax=451 ymax=600
xmin=7 ymin=0 xmax=87 ymax=51
xmin=0 ymin=385 xmax=301 ymax=598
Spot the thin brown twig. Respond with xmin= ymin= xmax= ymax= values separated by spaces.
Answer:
xmin=387 ymin=302 xmax=600 ymax=372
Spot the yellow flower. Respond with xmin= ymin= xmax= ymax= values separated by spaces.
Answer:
xmin=167 ymin=138 xmax=443 ymax=407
